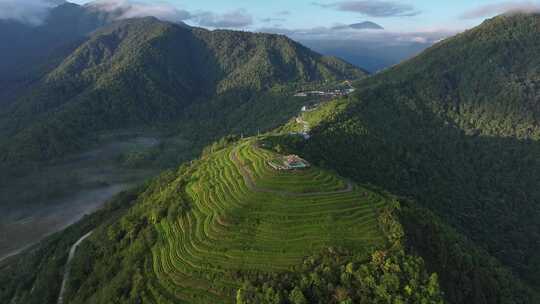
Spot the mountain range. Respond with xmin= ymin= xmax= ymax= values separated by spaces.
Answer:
xmin=0 ymin=3 xmax=363 ymax=163
xmin=0 ymin=3 xmax=540 ymax=304
xmin=301 ymin=13 xmax=540 ymax=301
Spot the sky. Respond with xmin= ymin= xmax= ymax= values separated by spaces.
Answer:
xmin=4 ymin=0 xmax=540 ymax=44
xmin=65 ymin=0 xmax=540 ymax=31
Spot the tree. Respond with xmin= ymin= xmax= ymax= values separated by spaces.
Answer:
xmin=289 ymin=287 xmax=308 ymax=304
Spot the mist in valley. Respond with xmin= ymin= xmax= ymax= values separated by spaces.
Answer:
xmin=0 ymin=132 xmax=195 ymax=260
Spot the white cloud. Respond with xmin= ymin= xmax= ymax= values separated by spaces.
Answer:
xmin=0 ymin=0 xmax=60 ymax=25
xmin=257 ymin=25 xmax=455 ymax=46
xmin=88 ymin=0 xmax=192 ymax=22
xmin=461 ymin=1 xmax=540 ymax=19
xmin=316 ymin=0 xmax=420 ymax=17
xmin=88 ymin=1 xmax=253 ymax=28
xmin=191 ymin=9 xmax=253 ymax=28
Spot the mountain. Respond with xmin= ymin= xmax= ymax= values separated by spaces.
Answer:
xmin=0 ymin=135 xmax=447 ymax=303
xmin=0 ymin=3 xmax=113 ymax=74
xmin=0 ymin=14 xmax=365 ymax=163
xmin=332 ymin=21 xmax=384 ymax=31
xmin=349 ymin=21 xmax=384 ymax=30
xmin=293 ymin=13 xmax=540 ymax=302
xmin=302 ymin=39 xmax=430 ymax=73
xmin=0 ymin=2 xmax=114 ymax=105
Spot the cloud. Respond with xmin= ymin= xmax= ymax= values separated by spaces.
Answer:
xmin=88 ymin=0 xmax=192 ymax=22
xmin=316 ymin=0 xmax=420 ymax=17
xmin=261 ymin=17 xmax=286 ymax=23
xmin=257 ymin=25 xmax=454 ymax=47
xmin=461 ymin=1 xmax=540 ymax=19
xmin=0 ymin=0 xmax=62 ymax=25
xmin=88 ymin=1 xmax=253 ymax=28
xmin=276 ymin=10 xmax=291 ymax=16
xmin=192 ymin=9 xmax=253 ymax=28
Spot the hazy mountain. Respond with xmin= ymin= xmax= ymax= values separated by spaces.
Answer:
xmin=0 ymin=3 xmax=113 ymax=72
xmin=332 ymin=21 xmax=384 ymax=31
xmin=302 ymin=39 xmax=431 ymax=72
xmin=0 ymin=2 xmax=116 ymax=105
xmin=349 ymin=21 xmax=384 ymax=30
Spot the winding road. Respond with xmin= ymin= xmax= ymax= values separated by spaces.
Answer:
xmin=57 ymin=231 xmax=93 ymax=304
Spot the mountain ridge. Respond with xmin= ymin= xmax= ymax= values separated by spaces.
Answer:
xmin=0 ymin=15 xmax=365 ymax=163
xmin=296 ymin=13 xmax=540 ymax=298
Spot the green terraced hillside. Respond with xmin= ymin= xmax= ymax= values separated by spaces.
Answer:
xmin=149 ymin=138 xmax=388 ymax=303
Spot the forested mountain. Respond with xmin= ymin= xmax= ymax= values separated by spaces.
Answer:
xmin=0 ymin=3 xmax=113 ymax=86
xmin=0 ymin=136 xmax=447 ymax=304
xmin=0 ymin=14 xmax=364 ymax=163
xmin=292 ymin=13 xmax=540 ymax=302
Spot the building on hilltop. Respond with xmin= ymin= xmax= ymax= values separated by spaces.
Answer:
xmin=268 ymin=154 xmax=311 ymax=170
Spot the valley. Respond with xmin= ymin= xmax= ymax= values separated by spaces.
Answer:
xmin=0 ymin=131 xmax=183 ymax=260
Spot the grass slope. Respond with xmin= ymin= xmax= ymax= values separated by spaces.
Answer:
xmin=148 ymin=139 xmax=386 ymax=302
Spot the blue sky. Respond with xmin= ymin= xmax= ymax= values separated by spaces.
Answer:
xmin=69 ymin=0 xmax=540 ymax=32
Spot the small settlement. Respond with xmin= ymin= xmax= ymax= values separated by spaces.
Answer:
xmin=294 ymin=88 xmax=355 ymax=98
xmin=294 ymin=81 xmax=356 ymax=98
xmin=268 ymin=155 xmax=311 ymax=171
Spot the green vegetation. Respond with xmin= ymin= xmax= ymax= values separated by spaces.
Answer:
xmin=284 ymin=13 xmax=540 ymax=304
xmin=133 ymin=139 xmax=385 ymax=302
xmin=237 ymin=199 xmax=445 ymax=304
xmin=0 ymin=17 xmax=364 ymax=164
xmin=144 ymin=140 xmax=385 ymax=302
xmin=0 ymin=14 xmax=364 ymax=259
xmin=242 ymin=145 xmax=346 ymax=192
xmin=0 ymin=3 xmax=112 ymax=105
xmin=237 ymin=247 xmax=444 ymax=304
xmin=0 ymin=136 xmax=443 ymax=304
xmin=0 ymin=188 xmax=141 ymax=304
xmin=278 ymin=98 xmax=350 ymax=134
xmin=399 ymin=202 xmax=536 ymax=304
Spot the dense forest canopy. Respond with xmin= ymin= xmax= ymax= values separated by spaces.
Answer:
xmin=296 ymin=12 xmax=540 ymax=298
xmin=0 ymin=12 xmax=364 ymax=164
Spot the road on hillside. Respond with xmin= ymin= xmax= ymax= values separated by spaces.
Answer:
xmin=57 ymin=231 xmax=93 ymax=304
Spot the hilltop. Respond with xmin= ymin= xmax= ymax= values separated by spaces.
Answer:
xmin=0 ymin=135 xmax=445 ymax=303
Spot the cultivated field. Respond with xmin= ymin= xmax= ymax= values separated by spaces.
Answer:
xmin=148 ymin=139 xmax=388 ymax=303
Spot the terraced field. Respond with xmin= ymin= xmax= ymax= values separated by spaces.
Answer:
xmin=149 ymin=138 xmax=388 ymax=303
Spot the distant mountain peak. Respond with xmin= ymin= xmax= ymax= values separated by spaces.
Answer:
xmin=350 ymin=21 xmax=384 ymax=30
xmin=332 ymin=21 xmax=384 ymax=31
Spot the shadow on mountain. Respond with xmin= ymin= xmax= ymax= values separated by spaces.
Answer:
xmin=300 ymin=89 xmax=540 ymax=301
